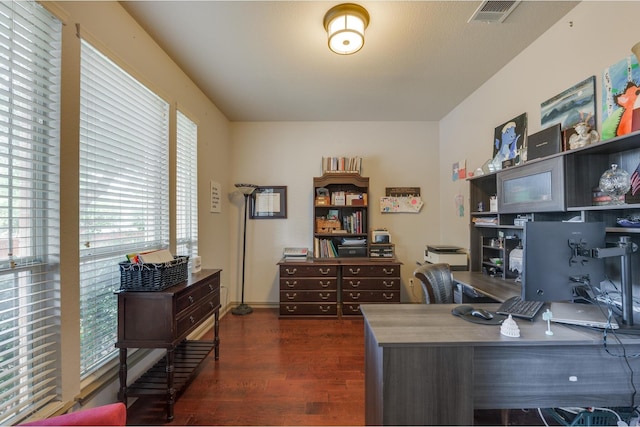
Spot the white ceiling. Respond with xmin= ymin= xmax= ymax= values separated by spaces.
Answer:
xmin=120 ymin=1 xmax=579 ymax=122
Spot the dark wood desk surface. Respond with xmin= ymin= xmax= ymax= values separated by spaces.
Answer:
xmin=362 ymin=303 xmax=640 ymax=425
xmin=453 ymin=270 xmax=520 ymax=302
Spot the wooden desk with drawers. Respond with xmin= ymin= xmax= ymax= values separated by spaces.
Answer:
xmin=362 ymin=303 xmax=640 ymax=425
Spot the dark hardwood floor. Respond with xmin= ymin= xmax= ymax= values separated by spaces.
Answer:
xmin=125 ymin=308 xmax=548 ymax=426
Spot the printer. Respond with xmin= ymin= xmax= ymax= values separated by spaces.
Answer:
xmin=424 ymin=245 xmax=468 ymax=271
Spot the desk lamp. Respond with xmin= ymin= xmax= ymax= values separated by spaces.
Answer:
xmin=232 ymin=183 xmax=258 ymax=316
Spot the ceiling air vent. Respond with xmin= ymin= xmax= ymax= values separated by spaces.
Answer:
xmin=468 ymin=0 xmax=521 ymax=23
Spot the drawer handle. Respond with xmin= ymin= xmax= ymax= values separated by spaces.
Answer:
xmin=349 ymin=267 xmax=361 ymax=275
xmin=348 ymin=280 xmax=360 ymax=288
xmin=188 ymin=295 xmax=194 ymax=304
xmin=286 ymin=280 xmax=297 ymax=288
xmin=319 ymin=292 xmax=330 ymax=300
xmin=286 ymin=305 xmax=297 ymax=313
xmin=209 ymin=301 xmax=215 ymax=308
xmin=383 ymin=280 xmax=394 ymax=288
xmin=383 ymin=293 xmax=395 ymax=300
xmin=189 ymin=315 xmax=196 ymax=324
xmin=319 ymin=305 xmax=330 ymax=313
xmin=349 ymin=305 xmax=360 ymax=312
xmin=209 ymin=284 xmax=214 ymax=291
xmin=349 ymin=292 xmax=361 ymax=300
xmin=319 ymin=281 xmax=330 ymax=288
xmin=285 ymin=268 xmax=297 ymax=275
xmin=383 ymin=268 xmax=395 ymax=275
xmin=319 ymin=268 xmax=331 ymax=275
xmin=286 ymin=292 xmax=297 ymax=300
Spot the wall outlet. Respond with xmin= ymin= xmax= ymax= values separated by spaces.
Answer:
xmin=409 ymin=278 xmax=414 ymax=288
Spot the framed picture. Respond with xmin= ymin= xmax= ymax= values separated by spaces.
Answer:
xmin=250 ymin=186 xmax=287 ymax=219
xmin=602 ymin=55 xmax=640 ymax=140
xmin=492 ymin=112 xmax=527 ymax=169
xmin=541 ymin=76 xmax=596 ymax=131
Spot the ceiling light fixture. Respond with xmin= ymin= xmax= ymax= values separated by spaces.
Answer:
xmin=323 ymin=3 xmax=370 ymax=55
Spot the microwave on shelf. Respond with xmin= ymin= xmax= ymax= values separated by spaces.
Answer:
xmin=497 ymin=156 xmax=566 ymax=214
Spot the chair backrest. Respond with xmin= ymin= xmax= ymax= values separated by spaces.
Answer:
xmin=413 ymin=263 xmax=454 ymax=304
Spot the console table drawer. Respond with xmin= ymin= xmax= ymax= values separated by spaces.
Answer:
xmin=280 ymin=290 xmax=337 ymax=302
xmin=279 ymin=303 xmax=338 ymax=316
xmin=343 ymin=264 xmax=400 ymax=277
xmin=176 ymin=274 xmax=219 ymax=313
xmin=280 ymin=278 xmax=337 ymax=290
xmin=343 ymin=277 xmax=400 ymax=290
xmin=279 ymin=264 xmax=338 ymax=277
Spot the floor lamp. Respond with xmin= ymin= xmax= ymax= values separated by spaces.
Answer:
xmin=232 ymin=183 xmax=258 ymax=316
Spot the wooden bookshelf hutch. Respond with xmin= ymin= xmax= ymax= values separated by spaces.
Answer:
xmin=278 ymin=172 xmax=401 ymax=317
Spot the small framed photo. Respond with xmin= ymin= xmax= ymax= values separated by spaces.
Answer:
xmin=250 ymin=186 xmax=287 ymax=219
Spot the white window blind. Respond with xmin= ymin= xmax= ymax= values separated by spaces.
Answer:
xmin=176 ymin=110 xmax=198 ymax=260
xmin=79 ymin=40 xmax=169 ymax=376
xmin=0 ymin=1 xmax=61 ymax=423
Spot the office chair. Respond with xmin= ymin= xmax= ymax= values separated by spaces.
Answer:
xmin=413 ymin=263 xmax=454 ymax=304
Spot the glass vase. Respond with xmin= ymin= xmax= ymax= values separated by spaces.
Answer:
xmin=598 ymin=164 xmax=630 ymax=205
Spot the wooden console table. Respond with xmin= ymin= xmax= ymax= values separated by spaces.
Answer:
xmin=116 ymin=269 xmax=221 ymax=421
xmin=362 ymin=303 xmax=640 ymax=425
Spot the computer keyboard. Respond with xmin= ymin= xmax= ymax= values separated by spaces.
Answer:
xmin=496 ymin=296 xmax=545 ymax=320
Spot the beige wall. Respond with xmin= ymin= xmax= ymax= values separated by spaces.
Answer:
xmin=229 ymin=121 xmax=440 ymax=305
xmin=439 ymin=1 xmax=640 ymax=252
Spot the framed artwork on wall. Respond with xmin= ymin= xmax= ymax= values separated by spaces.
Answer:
xmin=492 ymin=112 xmax=527 ymax=169
xmin=250 ymin=186 xmax=287 ymax=219
xmin=601 ymin=54 xmax=640 ymax=140
xmin=541 ymin=75 xmax=596 ymax=132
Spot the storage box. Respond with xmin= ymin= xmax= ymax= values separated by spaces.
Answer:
xmin=338 ymin=245 xmax=367 ymax=257
xmin=370 ymin=243 xmax=394 ymax=258
xmin=119 ymin=256 xmax=189 ymax=291
xmin=315 ymin=196 xmax=329 ymax=205
xmin=527 ymin=123 xmax=561 ymax=160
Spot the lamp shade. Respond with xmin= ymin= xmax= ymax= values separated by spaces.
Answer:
xmin=235 ymin=183 xmax=258 ymax=195
xmin=323 ymin=3 xmax=370 ymax=55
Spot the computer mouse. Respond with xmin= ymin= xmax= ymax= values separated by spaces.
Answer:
xmin=471 ymin=308 xmax=494 ymax=320
xmin=451 ymin=305 xmax=474 ymax=317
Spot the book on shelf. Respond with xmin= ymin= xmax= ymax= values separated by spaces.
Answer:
xmin=314 ymin=238 xmax=339 ymax=258
xmin=321 ymin=156 xmax=362 ymax=174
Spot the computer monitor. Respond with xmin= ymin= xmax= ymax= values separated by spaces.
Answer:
xmin=522 ymin=221 xmax=606 ymax=302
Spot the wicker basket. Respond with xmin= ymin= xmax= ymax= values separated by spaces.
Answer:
xmin=316 ymin=218 xmax=341 ymax=232
xmin=119 ymin=256 xmax=189 ymax=291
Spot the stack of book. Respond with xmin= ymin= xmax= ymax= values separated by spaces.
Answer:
xmin=283 ymin=247 xmax=309 ymax=261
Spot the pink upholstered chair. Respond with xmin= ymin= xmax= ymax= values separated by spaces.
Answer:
xmin=19 ymin=402 xmax=126 ymax=426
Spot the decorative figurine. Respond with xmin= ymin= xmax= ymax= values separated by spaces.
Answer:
xmin=568 ymin=114 xmax=599 ymax=150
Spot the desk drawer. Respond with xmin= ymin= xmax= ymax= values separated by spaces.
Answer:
xmin=280 ymin=290 xmax=337 ymax=302
xmin=342 ymin=290 xmax=400 ymax=303
xmin=280 ymin=278 xmax=337 ymax=291
xmin=280 ymin=265 xmax=337 ymax=277
xmin=343 ymin=277 xmax=400 ymax=290
xmin=279 ymin=303 xmax=338 ymax=316
xmin=343 ymin=264 xmax=400 ymax=277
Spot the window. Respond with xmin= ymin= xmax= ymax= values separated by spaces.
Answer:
xmin=79 ymin=40 xmax=169 ymax=376
xmin=0 ymin=1 xmax=62 ymax=423
xmin=176 ymin=110 xmax=198 ymax=260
